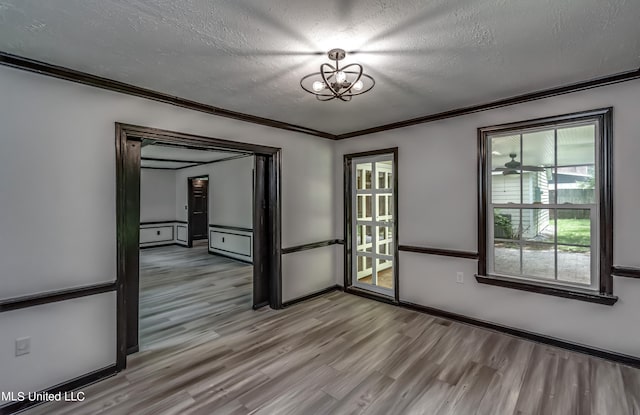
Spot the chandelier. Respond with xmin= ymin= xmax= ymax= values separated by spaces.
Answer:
xmin=300 ymin=48 xmax=375 ymax=101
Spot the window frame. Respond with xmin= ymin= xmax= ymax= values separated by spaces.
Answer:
xmin=477 ymin=108 xmax=616 ymax=304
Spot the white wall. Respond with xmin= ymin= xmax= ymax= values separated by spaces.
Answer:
xmin=175 ymin=155 xmax=254 ymax=229
xmin=140 ymin=169 xmax=177 ymax=222
xmin=334 ymin=78 xmax=640 ymax=358
xmin=0 ymin=65 xmax=335 ymax=400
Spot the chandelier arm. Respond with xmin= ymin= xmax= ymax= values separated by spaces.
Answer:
xmin=336 ymin=64 xmax=363 ymax=97
xmin=320 ymin=63 xmax=340 ymax=97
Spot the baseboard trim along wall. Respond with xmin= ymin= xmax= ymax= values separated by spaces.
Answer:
xmin=0 ymin=365 xmax=117 ymax=415
xmin=398 ymin=300 xmax=640 ymax=369
xmin=284 ymin=289 xmax=640 ymax=368
xmin=281 ymin=285 xmax=342 ymax=307
xmin=208 ymin=250 xmax=253 ymax=265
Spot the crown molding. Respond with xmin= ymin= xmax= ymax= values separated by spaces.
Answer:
xmin=0 ymin=51 xmax=338 ymax=140
xmin=3 ymin=51 xmax=639 ymax=141
xmin=336 ymin=67 xmax=640 ymax=139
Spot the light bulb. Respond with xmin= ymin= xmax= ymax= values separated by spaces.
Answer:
xmin=352 ymin=80 xmax=364 ymax=91
xmin=312 ymin=81 xmax=325 ymax=92
xmin=335 ymin=71 xmax=346 ymax=83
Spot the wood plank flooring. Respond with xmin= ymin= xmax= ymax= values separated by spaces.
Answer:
xmin=23 ymin=263 xmax=640 ymax=414
xmin=137 ymin=241 xmax=253 ymax=350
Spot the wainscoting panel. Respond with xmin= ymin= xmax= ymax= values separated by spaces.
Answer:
xmin=139 ymin=226 xmax=174 ymax=245
xmin=139 ymin=221 xmax=188 ymax=247
xmin=209 ymin=226 xmax=253 ymax=263
xmin=176 ymin=225 xmax=188 ymax=246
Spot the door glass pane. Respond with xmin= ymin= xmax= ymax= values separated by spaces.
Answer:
xmin=376 ymin=160 xmax=392 ymax=189
xmin=356 ymin=163 xmax=372 ymax=190
xmin=376 ymin=194 xmax=393 ymax=221
xmin=377 ymin=226 xmax=393 ymax=255
xmin=357 ymin=195 xmax=372 ymax=220
xmin=376 ymin=258 xmax=393 ymax=289
xmin=357 ymin=225 xmax=373 ymax=253
xmin=522 ymin=243 xmax=555 ymax=279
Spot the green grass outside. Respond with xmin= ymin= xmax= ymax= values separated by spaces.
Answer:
xmin=556 ymin=218 xmax=590 ymax=252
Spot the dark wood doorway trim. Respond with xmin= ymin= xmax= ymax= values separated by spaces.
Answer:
xmin=116 ymin=123 xmax=282 ymax=371
xmin=187 ymin=174 xmax=209 ymax=247
xmin=343 ymin=148 xmax=399 ymax=304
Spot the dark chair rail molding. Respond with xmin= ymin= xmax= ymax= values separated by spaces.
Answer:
xmin=398 ymin=245 xmax=479 ymax=260
xmin=398 ymin=300 xmax=640 ymax=369
xmin=475 ymin=275 xmax=618 ymax=306
xmin=209 ymin=224 xmax=253 ymax=233
xmin=0 ymin=365 xmax=117 ymax=415
xmin=337 ymin=67 xmax=640 ymax=139
xmin=0 ymin=282 xmax=117 ymax=313
xmin=140 ymin=220 xmax=180 ymax=225
xmin=0 ymin=52 xmax=336 ymax=140
xmin=281 ymin=239 xmax=341 ymax=254
xmin=612 ymin=266 xmax=640 ymax=279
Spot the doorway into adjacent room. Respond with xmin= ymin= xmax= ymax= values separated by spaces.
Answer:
xmin=188 ymin=175 xmax=209 ymax=246
xmin=116 ymin=123 xmax=282 ymax=368
xmin=344 ymin=148 xmax=398 ymax=302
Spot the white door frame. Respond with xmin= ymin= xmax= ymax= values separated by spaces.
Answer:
xmin=351 ymin=153 xmax=396 ymax=297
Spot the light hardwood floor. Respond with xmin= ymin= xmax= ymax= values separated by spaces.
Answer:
xmin=137 ymin=241 xmax=253 ymax=350
xmin=23 ymin=250 xmax=640 ymax=414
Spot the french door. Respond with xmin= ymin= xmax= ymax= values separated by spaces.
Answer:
xmin=351 ymin=153 xmax=396 ymax=297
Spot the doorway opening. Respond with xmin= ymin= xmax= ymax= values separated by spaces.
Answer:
xmin=188 ymin=175 xmax=209 ymax=246
xmin=116 ymin=123 xmax=281 ymax=369
xmin=344 ymin=148 xmax=399 ymax=302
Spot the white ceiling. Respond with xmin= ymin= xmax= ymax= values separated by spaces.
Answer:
xmin=1 ymin=0 xmax=639 ymax=135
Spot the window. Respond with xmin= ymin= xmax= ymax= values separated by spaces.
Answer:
xmin=478 ymin=108 xmax=615 ymax=304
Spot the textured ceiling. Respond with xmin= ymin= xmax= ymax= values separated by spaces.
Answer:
xmin=1 ymin=0 xmax=639 ymax=135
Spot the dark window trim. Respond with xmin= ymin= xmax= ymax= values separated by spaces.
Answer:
xmin=477 ymin=108 xmax=614 ymax=302
xmin=343 ymin=147 xmax=399 ymax=304
xmin=475 ymin=274 xmax=617 ymax=305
